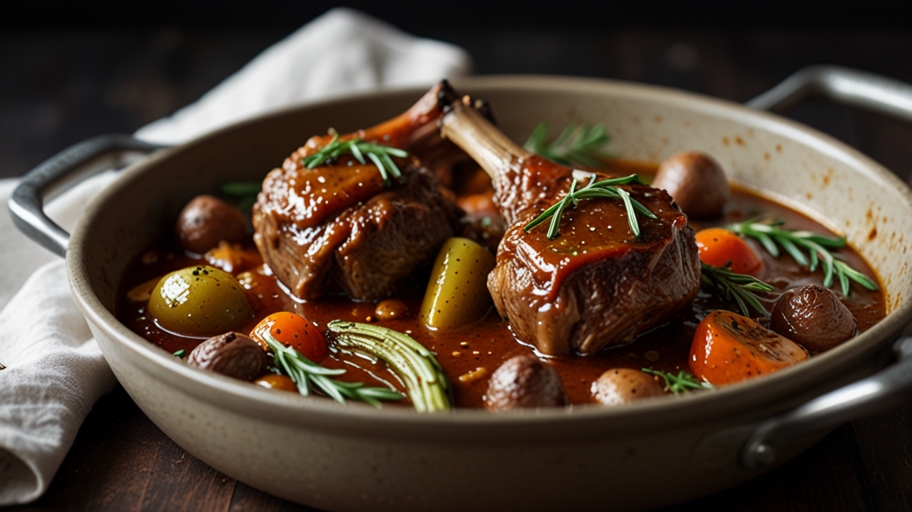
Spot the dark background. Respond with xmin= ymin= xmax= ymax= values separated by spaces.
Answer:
xmin=3 ymin=2 xmax=912 ymax=180
xmin=5 ymin=2 xmax=912 ymax=511
xmin=4 ymin=0 xmax=911 ymax=30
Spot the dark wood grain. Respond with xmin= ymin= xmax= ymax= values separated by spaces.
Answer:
xmin=140 ymin=431 xmax=236 ymax=512
xmin=229 ymin=482 xmax=314 ymax=512
xmin=852 ymin=405 xmax=912 ymax=511
xmin=5 ymin=25 xmax=912 ymax=512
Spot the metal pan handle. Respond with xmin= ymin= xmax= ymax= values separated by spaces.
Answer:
xmin=8 ymin=135 xmax=167 ymax=257
xmin=741 ymin=335 xmax=912 ymax=470
xmin=747 ymin=64 xmax=912 ymax=122
xmin=740 ymin=65 xmax=912 ymax=470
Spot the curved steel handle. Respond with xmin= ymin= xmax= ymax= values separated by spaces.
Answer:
xmin=8 ymin=134 xmax=167 ymax=257
xmin=747 ymin=65 xmax=912 ymax=122
xmin=741 ymin=335 xmax=912 ymax=470
xmin=740 ymin=65 xmax=912 ymax=470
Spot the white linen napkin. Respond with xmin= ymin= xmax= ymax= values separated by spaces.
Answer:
xmin=0 ymin=8 xmax=471 ymax=504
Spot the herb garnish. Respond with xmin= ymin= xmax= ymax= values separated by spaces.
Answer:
xmin=220 ymin=181 xmax=261 ymax=197
xmin=328 ymin=321 xmax=452 ymax=413
xmin=642 ymin=368 xmax=713 ymax=394
xmin=523 ymin=174 xmax=656 ymax=239
xmin=727 ymin=217 xmax=878 ymax=295
xmin=173 ymin=349 xmax=186 ymax=358
xmin=220 ymin=181 xmax=261 ymax=213
xmin=524 ymin=122 xmax=613 ymax=168
xmin=700 ymin=262 xmax=774 ymax=317
xmin=301 ymin=134 xmax=409 ymax=186
xmin=261 ymin=331 xmax=405 ymax=407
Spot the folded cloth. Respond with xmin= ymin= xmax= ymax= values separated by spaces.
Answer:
xmin=0 ymin=8 xmax=471 ymax=504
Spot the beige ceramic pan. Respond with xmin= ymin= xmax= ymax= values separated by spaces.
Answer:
xmin=11 ymin=66 xmax=912 ymax=511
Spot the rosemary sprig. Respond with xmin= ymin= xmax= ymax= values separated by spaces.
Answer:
xmin=642 ymin=368 xmax=713 ymax=394
xmin=301 ymin=134 xmax=409 ymax=186
xmin=327 ymin=320 xmax=452 ymax=413
xmin=700 ymin=262 xmax=773 ymax=317
xmin=524 ymin=121 xmax=613 ymax=168
xmin=220 ymin=181 xmax=261 ymax=213
xmin=220 ymin=181 xmax=261 ymax=197
xmin=523 ymin=174 xmax=656 ymax=239
xmin=727 ymin=217 xmax=878 ymax=295
xmin=261 ymin=331 xmax=405 ymax=407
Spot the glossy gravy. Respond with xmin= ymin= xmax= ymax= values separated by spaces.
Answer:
xmin=117 ymin=164 xmax=885 ymax=409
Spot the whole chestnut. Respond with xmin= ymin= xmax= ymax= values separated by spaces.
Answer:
xmin=592 ymin=369 xmax=666 ymax=406
xmin=652 ymin=151 xmax=730 ymax=219
xmin=187 ymin=332 xmax=268 ymax=381
xmin=484 ymin=354 xmax=567 ymax=411
xmin=770 ymin=285 xmax=856 ymax=352
xmin=176 ymin=195 xmax=249 ymax=254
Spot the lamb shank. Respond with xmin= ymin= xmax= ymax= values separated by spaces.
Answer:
xmin=439 ymin=91 xmax=701 ymax=356
xmin=253 ymin=84 xmax=462 ymax=300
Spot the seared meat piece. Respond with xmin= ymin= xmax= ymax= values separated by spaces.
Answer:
xmin=440 ymin=95 xmax=701 ymax=356
xmin=253 ymin=84 xmax=462 ymax=300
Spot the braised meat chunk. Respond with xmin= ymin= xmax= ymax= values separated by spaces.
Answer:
xmin=440 ymin=96 xmax=701 ymax=356
xmin=253 ymin=84 xmax=462 ymax=300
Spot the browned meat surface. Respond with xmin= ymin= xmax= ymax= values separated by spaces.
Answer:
xmin=440 ymin=95 xmax=701 ymax=356
xmin=253 ymin=84 xmax=462 ymax=300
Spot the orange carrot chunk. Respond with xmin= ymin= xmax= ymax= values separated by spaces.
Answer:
xmin=251 ymin=312 xmax=328 ymax=363
xmin=690 ymin=310 xmax=808 ymax=386
xmin=695 ymin=227 xmax=763 ymax=276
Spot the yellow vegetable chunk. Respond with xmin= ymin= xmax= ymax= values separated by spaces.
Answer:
xmin=419 ymin=237 xmax=496 ymax=330
xmin=148 ymin=265 xmax=254 ymax=337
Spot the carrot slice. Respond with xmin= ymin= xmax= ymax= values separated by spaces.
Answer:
xmin=251 ymin=312 xmax=328 ymax=363
xmin=689 ymin=310 xmax=808 ymax=386
xmin=695 ymin=228 xmax=763 ymax=276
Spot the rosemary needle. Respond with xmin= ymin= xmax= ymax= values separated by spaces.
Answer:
xmin=523 ymin=174 xmax=656 ymax=239
xmin=727 ymin=217 xmax=878 ymax=295
xmin=261 ymin=331 xmax=404 ymax=407
xmin=301 ymin=134 xmax=409 ymax=186
xmin=642 ymin=368 xmax=713 ymax=394
xmin=220 ymin=181 xmax=262 ymax=197
xmin=524 ymin=122 xmax=614 ymax=168
xmin=220 ymin=181 xmax=261 ymax=213
xmin=700 ymin=262 xmax=774 ymax=317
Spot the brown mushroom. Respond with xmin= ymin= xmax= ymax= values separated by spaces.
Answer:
xmin=592 ymin=369 xmax=666 ymax=406
xmin=187 ymin=332 xmax=268 ymax=381
xmin=176 ymin=195 xmax=249 ymax=254
xmin=770 ymin=285 xmax=856 ymax=352
xmin=484 ymin=354 xmax=567 ymax=411
xmin=652 ymin=151 xmax=730 ymax=219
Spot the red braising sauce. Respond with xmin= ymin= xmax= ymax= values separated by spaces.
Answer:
xmin=116 ymin=163 xmax=885 ymax=409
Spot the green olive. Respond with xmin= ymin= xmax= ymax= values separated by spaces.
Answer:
xmin=419 ymin=237 xmax=496 ymax=330
xmin=148 ymin=265 xmax=254 ymax=337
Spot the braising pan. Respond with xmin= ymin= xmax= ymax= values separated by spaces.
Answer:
xmin=11 ymin=67 xmax=912 ymax=510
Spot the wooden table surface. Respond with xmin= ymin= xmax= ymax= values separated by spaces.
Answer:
xmin=4 ymin=23 xmax=912 ymax=511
